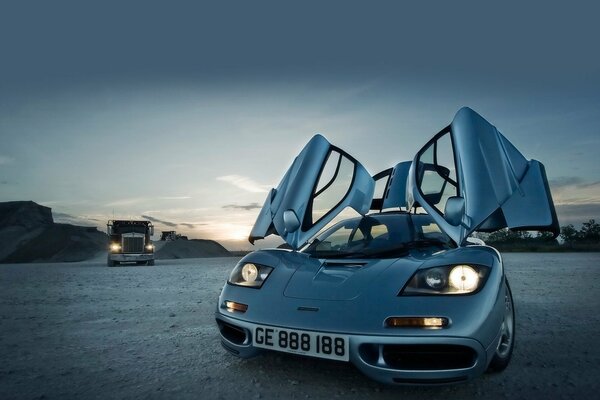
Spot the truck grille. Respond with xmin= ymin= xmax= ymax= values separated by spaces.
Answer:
xmin=123 ymin=237 xmax=144 ymax=253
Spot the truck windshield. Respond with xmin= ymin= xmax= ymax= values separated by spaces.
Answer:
xmin=302 ymin=213 xmax=454 ymax=259
xmin=113 ymin=225 xmax=147 ymax=234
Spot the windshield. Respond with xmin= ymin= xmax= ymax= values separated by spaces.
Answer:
xmin=302 ymin=213 xmax=454 ymax=259
xmin=112 ymin=225 xmax=148 ymax=234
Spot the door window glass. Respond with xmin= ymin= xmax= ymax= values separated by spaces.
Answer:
xmin=417 ymin=130 xmax=459 ymax=214
xmin=310 ymin=150 xmax=355 ymax=225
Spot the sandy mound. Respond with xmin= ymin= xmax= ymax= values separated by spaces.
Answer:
xmin=0 ymin=201 xmax=107 ymax=263
xmin=155 ymin=239 xmax=231 ymax=259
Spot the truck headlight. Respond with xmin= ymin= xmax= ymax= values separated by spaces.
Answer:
xmin=401 ymin=264 xmax=489 ymax=295
xmin=110 ymin=243 xmax=121 ymax=252
xmin=145 ymin=244 xmax=154 ymax=251
xmin=228 ymin=262 xmax=273 ymax=288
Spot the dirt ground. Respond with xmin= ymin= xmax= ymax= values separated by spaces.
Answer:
xmin=1 ymin=253 xmax=599 ymax=399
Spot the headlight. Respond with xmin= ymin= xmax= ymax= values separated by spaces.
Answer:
xmin=145 ymin=244 xmax=154 ymax=250
xmin=401 ymin=264 xmax=489 ymax=295
xmin=228 ymin=262 xmax=273 ymax=288
xmin=110 ymin=243 xmax=121 ymax=252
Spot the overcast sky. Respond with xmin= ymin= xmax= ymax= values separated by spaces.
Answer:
xmin=1 ymin=1 xmax=599 ymax=249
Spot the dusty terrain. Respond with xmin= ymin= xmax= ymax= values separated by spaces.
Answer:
xmin=1 ymin=253 xmax=599 ymax=399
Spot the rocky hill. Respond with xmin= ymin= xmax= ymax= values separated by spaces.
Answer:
xmin=0 ymin=201 xmax=234 ymax=263
xmin=155 ymin=239 xmax=231 ymax=259
xmin=0 ymin=201 xmax=107 ymax=263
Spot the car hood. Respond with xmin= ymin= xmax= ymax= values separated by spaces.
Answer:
xmin=282 ymin=256 xmax=415 ymax=301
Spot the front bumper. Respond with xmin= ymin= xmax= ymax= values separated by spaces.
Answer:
xmin=216 ymin=311 xmax=493 ymax=385
xmin=109 ymin=253 xmax=154 ymax=262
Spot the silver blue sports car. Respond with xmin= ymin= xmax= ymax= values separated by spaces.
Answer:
xmin=215 ymin=107 xmax=559 ymax=385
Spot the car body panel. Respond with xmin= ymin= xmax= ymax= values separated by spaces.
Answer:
xmin=407 ymin=107 xmax=559 ymax=245
xmin=249 ymin=134 xmax=375 ymax=249
xmin=218 ymin=108 xmax=546 ymax=384
xmin=219 ymin=246 xmax=501 ymax=336
xmin=216 ymin=243 xmax=507 ymax=384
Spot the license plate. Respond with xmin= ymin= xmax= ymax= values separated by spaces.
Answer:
xmin=252 ymin=324 xmax=349 ymax=361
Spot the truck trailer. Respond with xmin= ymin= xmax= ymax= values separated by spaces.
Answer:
xmin=107 ymin=220 xmax=155 ymax=266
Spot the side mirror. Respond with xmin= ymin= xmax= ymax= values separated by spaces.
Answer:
xmin=283 ymin=209 xmax=301 ymax=234
xmin=444 ymin=196 xmax=465 ymax=226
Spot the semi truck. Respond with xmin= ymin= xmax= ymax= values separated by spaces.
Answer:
xmin=107 ymin=220 xmax=155 ymax=266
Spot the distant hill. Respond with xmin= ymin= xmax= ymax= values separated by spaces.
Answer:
xmin=0 ymin=201 xmax=234 ymax=263
xmin=155 ymin=239 xmax=231 ymax=259
xmin=0 ymin=201 xmax=107 ymax=263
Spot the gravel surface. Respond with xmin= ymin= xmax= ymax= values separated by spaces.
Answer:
xmin=1 ymin=253 xmax=599 ymax=399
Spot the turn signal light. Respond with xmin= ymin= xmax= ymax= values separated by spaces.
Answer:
xmin=385 ymin=317 xmax=449 ymax=329
xmin=225 ymin=301 xmax=248 ymax=313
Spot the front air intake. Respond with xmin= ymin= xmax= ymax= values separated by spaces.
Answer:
xmin=382 ymin=344 xmax=476 ymax=370
xmin=217 ymin=320 xmax=248 ymax=345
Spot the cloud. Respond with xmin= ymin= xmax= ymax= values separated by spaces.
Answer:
xmin=549 ymin=176 xmax=584 ymax=188
xmin=555 ymin=203 xmax=600 ymax=226
xmin=547 ymin=177 xmax=600 ymax=225
xmin=105 ymin=196 xmax=190 ymax=207
xmin=223 ymin=203 xmax=262 ymax=211
xmin=141 ymin=214 xmax=177 ymax=227
xmin=549 ymin=176 xmax=600 ymax=208
xmin=217 ymin=175 xmax=270 ymax=193
xmin=549 ymin=176 xmax=600 ymax=190
xmin=0 ymin=155 xmax=14 ymax=165
xmin=179 ymin=222 xmax=207 ymax=229
xmin=578 ymin=181 xmax=600 ymax=189
xmin=158 ymin=196 xmax=192 ymax=200
xmin=52 ymin=212 xmax=99 ymax=227
xmin=105 ymin=197 xmax=149 ymax=207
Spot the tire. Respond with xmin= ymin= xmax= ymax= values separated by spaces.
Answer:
xmin=488 ymin=278 xmax=515 ymax=372
xmin=107 ymin=259 xmax=117 ymax=267
xmin=147 ymin=260 xmax=155 ymax=266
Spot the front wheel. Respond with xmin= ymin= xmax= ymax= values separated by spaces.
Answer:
xmin=147 ymin=260 xmax=155 ymax=266
xmin=488 ymin=278 xmax=515 ymax=372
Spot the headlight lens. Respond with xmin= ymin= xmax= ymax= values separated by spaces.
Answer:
xmin=228 ymin=262 xmax=273 ymax=288
xmin=110 ymin=243 xmax=121 ymax=252
xmin=448 ymin=265 xmax=479 ymax=292
xmin=145 ymin=244 xmax=154 ymax=251
xmin=401 ymin=264 xmax=489 ymax=295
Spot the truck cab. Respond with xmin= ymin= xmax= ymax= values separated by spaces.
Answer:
xmin=107 ymin=220 xmax=155 ymax=266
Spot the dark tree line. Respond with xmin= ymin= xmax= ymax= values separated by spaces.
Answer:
xmin=559 ymin=219 xmax=600 ymax=244
xmin=485 ymin=229 xmax=558 ymax=244
xmin=483 ymin=219 xmax=600 ymax=250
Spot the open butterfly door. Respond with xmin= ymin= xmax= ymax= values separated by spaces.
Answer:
xmin=249 ymin=134 xmax=375 ymax=249
xmin=407 ymin=107 xmax=559 ymax=246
